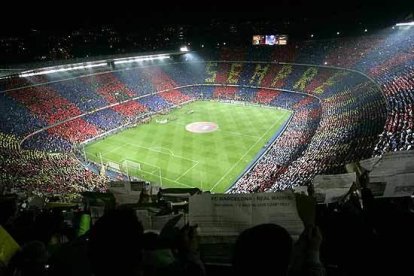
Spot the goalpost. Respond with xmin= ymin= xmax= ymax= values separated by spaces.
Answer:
xmin=121 ymin=160 xmax=140 ymax=177
xmin=121 ymin=160 xmax=163 ymax=186
xmin=84 ymin=150 xmax=164 ymax=186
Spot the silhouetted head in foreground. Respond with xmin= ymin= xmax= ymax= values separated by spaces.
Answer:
xmin=88 ymin=208 xmax=144 ymax=276
xmin=233 ymin=224 xmax=292 ymax=275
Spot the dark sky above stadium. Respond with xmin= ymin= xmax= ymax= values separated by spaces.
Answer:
xmin=0 ymin=0 xmax=412 ymax=36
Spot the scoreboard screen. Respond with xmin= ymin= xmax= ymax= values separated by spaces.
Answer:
xmin=252 ymin=35 xmax=265 ymax=45
xmin=252 ymin=35 xmax=288 ymax=45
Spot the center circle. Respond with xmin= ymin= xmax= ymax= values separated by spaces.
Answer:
xmin=185 ymin=122 xmax=218 ymax=133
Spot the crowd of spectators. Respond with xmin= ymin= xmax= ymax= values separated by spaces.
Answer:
xmin=1 ymin=172 xmax=413 ymax=276
xmin=224 ymin=67 xmax=384 ymax=192
xmin=374 ymin=65 xmax=414 ymax=154
xmin=158 ymin=90 xmax=192 ymax=105
xmin=231 ymin=95 xmax=321 ymax=193
xmin=47 ymin=119 xmax=101 ymax=144
xmin=0 ymin=62 xmax=387 ymax=195
xmin=269 ymin=83 xmax=385 ymax=191
xmin=0 ymin=29 xmax=412 ymax=194
xmin=7 ymin=86 xmax=83 ymax=125
xmin=0 ymin=93 xmax=46 ymax=136
xmin=0 ymin=143 xmax=108 ymax=197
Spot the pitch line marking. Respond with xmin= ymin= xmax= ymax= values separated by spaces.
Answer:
xmin=89 ymin=142 xmax=200 ymax=188
xmin=139 ymin=170 xmax=194 ymax=188
xmin=130 ymin=144 xmax=199 ymax=164
xmin=107 ymin=141 xmax=199 ymax=164
xmin=120 ymin=158 xmax=194 ymax=188
xmin=210 ymin=116 xmax=284 ymax=192
xmin=168 ymin=120 xmax=260 ymax=139
xmin=175 ymin=161 xmax=199 ymax=182
xmin=217 ymin=129 xmax=260 ymax=139
xmin=149 ymin=146 xmax=175 ymax=156
xmin=124 ymin=142 xmax=201 ymax=186
xmin=99 ymin=144 xmax=126 ymax=158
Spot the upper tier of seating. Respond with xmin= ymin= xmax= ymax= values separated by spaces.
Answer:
xmin=0 ymin=29 xmax=412 ymax=193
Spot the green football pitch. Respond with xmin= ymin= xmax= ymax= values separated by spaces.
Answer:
xmin=84 ymin=101 xmax=291 ymax=193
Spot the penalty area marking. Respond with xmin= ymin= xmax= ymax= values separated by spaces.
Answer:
xmin=94 ymin=143 xmax=200 ymax=188
xmin=148 ymin=146 xmax=175 ymax=156
xmin=121 ymin=159 xmax=194 ymax=188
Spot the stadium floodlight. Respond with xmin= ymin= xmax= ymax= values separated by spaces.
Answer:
xmin=180 ymin=46 xmax=189 ymax=52
xmin=113 ymin=54 xmax=170 ymax=65
xmin=20 ymin=62 xmax=107 ymax=77
xmin=396 ymin=21 xmax=414 ymax=26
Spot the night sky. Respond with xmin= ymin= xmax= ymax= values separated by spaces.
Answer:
xmin=0 ymin=0 xmax=412 ymax=36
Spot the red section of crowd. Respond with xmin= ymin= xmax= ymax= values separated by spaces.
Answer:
xmin=141 ymin=67 xmax=178 ymax=91
xmin=259 ymin=65 xmax=284 ymax=87
xmin=254 ymin=89 xmax=281 ymax=103
xmin=159 ymin=90 xmax=191 ymax=105
xmin=83 ymin=74 xmax=137 ymax=104
xmin=304 ymin=70 xmax=334 ymax=94
xmin=292 ymin=96 xmax=314 ymax=109
xmin=112 ymin=101 xmax=147 ymax=117
xmin=370 ymin=53 xmax=414 ymax=77
xmin=214 ymin=63 xmax=231 ymax=84
xmin=213 ymin=86 xmax=238 ymax=99
xmin=47 ymin=118 xmax=101 ymax=143
xmin=8 ymin=86 xmax=82 ymax=124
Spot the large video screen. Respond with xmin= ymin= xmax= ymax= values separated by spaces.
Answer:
xmin=252 ymin=35 xmax=288 ymax=45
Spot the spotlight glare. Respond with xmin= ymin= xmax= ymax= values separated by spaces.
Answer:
xmin=180 ymin=46 xmax=189 ymax=52
xmin=113 ymin=54 xmax=170 ymax=65
xmin=395 ymin=21 xmax=414 ymax=26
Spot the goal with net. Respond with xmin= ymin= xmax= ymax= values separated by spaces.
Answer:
xmin=121 ymin=160 xmax=163 ymax=186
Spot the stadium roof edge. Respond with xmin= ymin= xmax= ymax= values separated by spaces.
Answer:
xmin=0 ymin=50 xmax=188 ymax=79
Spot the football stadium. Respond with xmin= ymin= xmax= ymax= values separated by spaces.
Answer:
xmin=84 ymin=101 xmax=292 ymax=192
xmin=0 ymin=4 xmax=413 ymax=276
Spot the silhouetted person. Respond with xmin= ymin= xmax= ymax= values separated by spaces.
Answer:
xmin=7 ymin=241 xmax=49 ymax=276
xmin=87 ymin=208 xmax=144 ymax=276
xmin=233 ymin=224 xmax=292 ymax=275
